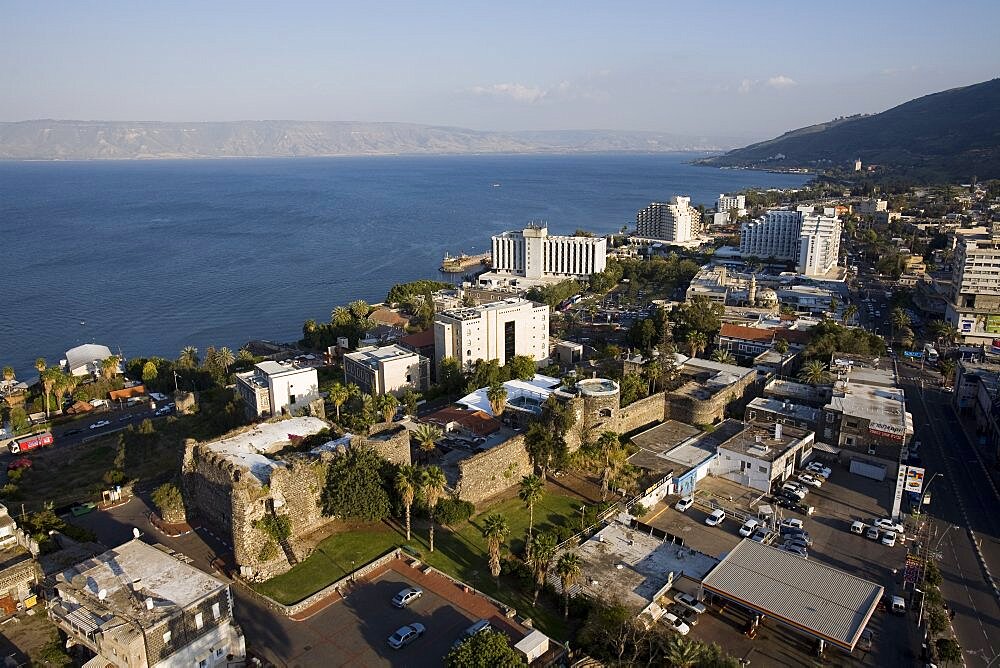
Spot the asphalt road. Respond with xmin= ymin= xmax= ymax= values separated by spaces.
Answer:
xmin=903 ymin=375 xmax=1000 ymax=666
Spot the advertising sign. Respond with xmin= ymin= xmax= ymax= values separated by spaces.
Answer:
xmin=903 ymin=351 xmax=923 ymax=358
xmin=904 ymin=466 xmax=926 ymax=494
xmin=987 ymin=315 xmax=1000 ymax=335
xmin=869 ymin=421 xmax=905 ymax=441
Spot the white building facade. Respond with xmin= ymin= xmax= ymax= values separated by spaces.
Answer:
xmin=434 ymin=298 xmax=549 ymax=370
xmin=739 ymin=206 xmax=842 ymax=276
xmin=490 ymin=224 xmax=607 ymax=281
xmin=716 ymin=193 xmax=747 ymax=216
xmin=636 ymin=196 xmax=700 ymax=242
xmin=946 ymin=226 xmax=1000 ymax=343
xmin=343 ymin=344 xmax=430 ymax=395
xmin=235 ymin=361 xmax=319 ymax=418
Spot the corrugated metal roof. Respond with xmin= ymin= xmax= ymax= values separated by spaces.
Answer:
xmin=701 ymin=539 xmax=883 ymax=650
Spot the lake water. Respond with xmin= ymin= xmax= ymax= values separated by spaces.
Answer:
xmin=0 ymin=153 xmax=807 ymax=378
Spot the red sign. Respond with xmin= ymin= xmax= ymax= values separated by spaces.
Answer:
xmin=8 ymin=432 xmax=54 ymax=454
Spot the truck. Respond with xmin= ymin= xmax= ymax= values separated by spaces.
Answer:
xmin=923 ymin=343 xmax=939 ymax=363
xmin=8 ymin=431 xmax=54 ymax=454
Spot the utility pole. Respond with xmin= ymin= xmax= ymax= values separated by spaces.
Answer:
xmin=173 ymin=370 xmax=180 ymax=394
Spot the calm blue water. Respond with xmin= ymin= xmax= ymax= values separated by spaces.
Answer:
xmin=0 ymin=154 xmax=807 ymax=378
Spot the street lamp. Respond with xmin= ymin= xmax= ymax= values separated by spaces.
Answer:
xmin=934 ymin=524 xmax=960 ymax=552
xmin=918 ymin=473 xmax=944 ymax=513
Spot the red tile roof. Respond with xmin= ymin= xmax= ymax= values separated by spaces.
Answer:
xmin=401 ymin=329 xmax=435 ymax=349
xmin=423 ymin=406 xmax=501 ymax=436
xmin=719 ymin=323 xmax=811 ymax=345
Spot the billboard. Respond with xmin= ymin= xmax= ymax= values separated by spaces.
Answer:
xmin=987 ymin=315 xmax=1000 ymax=335
xmin=904 ymin=466 xmax=926 ymax=494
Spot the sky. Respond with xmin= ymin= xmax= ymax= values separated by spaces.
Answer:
xmin=2 ymin=1 xmax=999 ymax=140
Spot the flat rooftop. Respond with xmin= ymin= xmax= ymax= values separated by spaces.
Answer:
xmin=660 ymin=420 xmax=745 ymax=471
xmin=570 ymin=523 xmax=719 ymax=611
xmin=56 ymin=539 xmax=226 ymax=626
xmin=256 ymin=360 xmax=315 ymax=377
xmin=202 ymin=416 xmax=328 ymax=484
xmin=716 ymin=421 xmax=812 ymax=463
xmin=746 ymin=397 xmax=819 ymax=423
xmin=344 ymin=344 xmax=420 ymax=370
xmin=629 ymin=420 xmax=701 ymax=475
xmin=702 ymin=539 xmax=883 ymax=652
xmin=439 ymin=297 xmax=536 ymax=321
xmin=764 ymin=378 xmax=831 ymax=404
xmin=457 ymin=374 xmax=560 ymax=416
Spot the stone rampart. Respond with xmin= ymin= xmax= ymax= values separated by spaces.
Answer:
xmin=618 ymin=392 xmax=666 ymax=434
xmin=455 ymin=435 xmax=532 ymax=504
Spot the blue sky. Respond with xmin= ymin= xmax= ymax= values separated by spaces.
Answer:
xmin=2 ymin=0 xmax=998 ymax=139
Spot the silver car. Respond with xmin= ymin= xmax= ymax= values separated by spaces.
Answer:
xmin=387 ymin=623 xmax=425 ymax=649
xmin=391 ymin=587 xmax=423 ymax=608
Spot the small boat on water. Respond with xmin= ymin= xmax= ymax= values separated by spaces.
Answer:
xmin=491 ymin=183 xmax=501 ymax=187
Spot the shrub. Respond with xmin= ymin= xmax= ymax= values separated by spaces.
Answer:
xmin=254 ymin=514 xmax=292 ymax=542
xmin=151 ymin=483 xmax=185 ymax=520
xmin=630 ymin=502 xmax=648 ymax=517
xmin=435 ymin=498 xmax=475 ymax=526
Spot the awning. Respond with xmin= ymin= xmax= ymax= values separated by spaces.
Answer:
xmin=813 ymin=441 xmax=841 ymax=455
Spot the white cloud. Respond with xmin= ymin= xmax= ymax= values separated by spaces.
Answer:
xmin=469 ymin=83 xmax=548 ymax=103
xmin=738 ymin=78 xmax=754 ymax=94
xmin=766 ymin=75 xmax=798 ymax=89
xmin=737 ymin=75 xmax=798 ymax=94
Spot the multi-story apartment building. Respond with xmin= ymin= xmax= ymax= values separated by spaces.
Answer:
xmin=739 ymin=206 xmax=841 ymax=276
xmin=854 ymin=199 xmax=888 ymax=216
xmin=490 ymin=224 xmax=607 ymax=281
xmin=636 ymin=196 xmax=701 ymax=242
xmin=434 ymin=298 xmax=549 ymax=370
xmin=946 ymin=225 xmax=1000 ymax=344
xmin=716 ymin=193 xmax=747 ymax=217
xmin=343 ymin=344 xmax=430 ymax=395
xmin=49 ymin=539 xmax=245 ymax=668
xmin=234 ymin=361 xmax=319 ymax=418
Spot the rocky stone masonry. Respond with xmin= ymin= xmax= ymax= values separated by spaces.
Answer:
xmin=454 ymin=434 xmax=533 ymax=504
xmin=664 ymin=371 xmax=756 ymax=426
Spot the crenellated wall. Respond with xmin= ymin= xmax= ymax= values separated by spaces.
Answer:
xmin=454 ymin=435 xmax=532 ymax=504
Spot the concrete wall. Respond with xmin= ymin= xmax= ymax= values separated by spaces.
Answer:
xmin=455 ymin=435 xmax=532 ymax=504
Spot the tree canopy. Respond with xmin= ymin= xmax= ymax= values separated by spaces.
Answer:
xmin=322 ymin=445 xmax=392 ymax=521
xmin=445 ymin=629 xmax=525 ymax=668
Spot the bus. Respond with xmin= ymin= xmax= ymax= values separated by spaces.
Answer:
xmin=8 ymin=431 xmax=54 ymax=454
xmin=923 ymin=343 xmax=939 ymax=363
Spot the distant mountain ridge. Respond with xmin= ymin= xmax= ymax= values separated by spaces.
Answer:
xmin=697 ymin=78 xmax=1000 ymax=181
xmin=0 ymin=120 xmax=745 ymax=160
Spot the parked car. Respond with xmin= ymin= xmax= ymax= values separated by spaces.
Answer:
xmin=387 ymin=623 xmax=426 ymax=649
xmin=783 ymin=531 xmax=813 ymax=546
xmin=675 ymin=496 xmax=694 ymax=512
xmin=705 ymin=509 xmax=726 ymax=527
xmin=89 ymin=420 xmax=111 ymax=430
xmin=866 ymin=527 xmax=880 ymax=541
xmin=6 ymin=458 xmax=32 ymax=472
xmin=796 ymin=473 xmax=823 ymax=488
xmin=667 ymin=603 xmax=699 ymax=627
xmin=782 ymin=544 xmax=808 ymax=559
xmin=673 ymin=592 xmax=707 ymax=614
xmin=739 ymin=518 xmax=760 ymax=537
xmin=881 ymin=531 xmax=897 ymax=547
xmin=750 ymin=527 xmax=773 ymax=543
xmin=70 ymin=502 xmax=97 ymax=516
xmin=806 ymin=462 xmax=832 ymax=478
xmin=874 ymin=518 xmax=904 ymax=533
xmin=661 ymin=612 xmax=690 ymax=636
xmin=452 ymin=619 xmax=491 ymax=648
xmin=783 ymin=538 xmax=810 ymax=551
xmin=391 ymin=587 xmax=423 ymax=608
xmin=891 ymin=596 xmax=906 ymax=614
xmin=850 ymin=521 xmax=865 ymax=535
xmin=780 ymin=518 xmax=804 ymax=531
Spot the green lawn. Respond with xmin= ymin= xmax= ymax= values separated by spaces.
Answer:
xmin=253 ymin=486 xmax=593 ymax=639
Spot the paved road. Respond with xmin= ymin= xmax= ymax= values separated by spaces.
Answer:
xmin=903 ymin=377 xmax=1000 ymax=666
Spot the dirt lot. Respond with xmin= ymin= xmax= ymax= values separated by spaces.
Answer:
xmin=0 ymin=607 xmax=66 ymax=665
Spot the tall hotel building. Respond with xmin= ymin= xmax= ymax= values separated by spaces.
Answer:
xmin=635 ymin=196 xmax=701 ymax=242
xmin=490 ymin=224 xmax=607 ymax=281
xmin=739 ymin=206 xmax=842 ymax=276
xmin=946 ymin=224 xmax=1000 ymax=343
xmin=434 ymin=298 xmax=549 ymax=370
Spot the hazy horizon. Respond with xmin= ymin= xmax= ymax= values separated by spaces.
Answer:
xmin=3 ymin=1 xmax=999 ymax=139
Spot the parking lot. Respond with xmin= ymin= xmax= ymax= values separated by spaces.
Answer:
xmin=235 ymin=558 xmax=528 ymax=667
xmin=641 ymin=459 xmax=920 ymax=664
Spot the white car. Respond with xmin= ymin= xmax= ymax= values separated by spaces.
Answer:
xmin=673 ymin=592 xmax=707 ymax=614
xmin=866 ymin=526 xmax=880 ymax=541
xmin=806 ymin=462 xmax=832 ymax=479
xmin=705 ymin=509 xmax=726 ymax=527
xmin=881 ymin=531 xmax=897 ymax=547
xmin=780 ymin=518 xmax=804 ymax=531
xmin=796 ymin=473 xmax=823 ymax=488
xmin=675 ymin=496 xmax=694 ymax=512
xmin=89 ymin=420 xmax=111 ymax=430
xmin=739 ymin=518 xmax=760 ymax=537
xmin=662 ymin=612 xmax=690 ymax=635
xmin=874 ymin=518 xmax=905 ymax=533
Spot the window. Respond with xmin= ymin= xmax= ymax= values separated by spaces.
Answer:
xmin=195 ymin=612 xmax=204 ymax=629
xmin=212 ymin=602 xmax=221 ymax=620
xmin=845 ymin=436 xmax=857 ymax=446
xmin=216 ymin=648 xmax=225 ymax=658
xmin=198 ymin=660 xmax=207 ymax=668
xmin=162 ymin=631 xmax=171 ymax=643
xmin=758 ymin=465 xmax=767 ymax=473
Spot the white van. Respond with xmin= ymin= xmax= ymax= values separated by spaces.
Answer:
xmin=891 ymin=596 xmax=906 ymax=614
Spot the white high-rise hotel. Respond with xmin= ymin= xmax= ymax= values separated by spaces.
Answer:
xmin=434 ymin=298 xmax=550 ymax=370
xmin=636 ymin=196 xmax=701 ymax=242
xmin=490 ymin=224 xmax=607 ymax=281
xmin=739 ymin=206 xmax=842 ymax=276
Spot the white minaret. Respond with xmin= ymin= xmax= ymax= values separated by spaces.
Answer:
xmin=748 ymin=274 xmax=758 ymax=306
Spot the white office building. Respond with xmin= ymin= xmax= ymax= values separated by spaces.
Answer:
xmin=739 ymin=207 xmax=842 ymax=276
xmin=636 ymin=196 xmax=701 ymax=243
xmin=946 ymin=225 xmax=1000 ymax=342
xmin=489 ymin=224 xmax=607 ymax=281
xmin=434 ymin=298 xmax=549 ymax=370
xmin=717 ymin=193 xmax=747 ymax=217
xmin=235 ymin=361 xmax=319 ymax=418
xmin=343 ymin=344 xmax=430 ymax=396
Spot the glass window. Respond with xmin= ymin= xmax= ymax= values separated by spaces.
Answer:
xmin=162 ymin=631 xmax=171 ymax=643
xmin=195 ymin=612 xmax=204 ymax=629
xmin=212 ymin=602 xmax=221 ymax=619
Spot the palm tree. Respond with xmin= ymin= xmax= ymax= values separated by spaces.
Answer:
xmin=711 ymin=349 xmax=736 ymax=365
xmin=928 ymin=319 xmax=955 ymax=346
xmin=2 ymin=366 xmax=14 ymax=383
xmin=518 ymin=474 xmax=544 ymax=544
xmin=237 ymin=348 xmax=254 ymax=365
xmin=529 ymin=532 xmax=557 ymax=605
xmin=412 ymin=423 xmax=443 ymax=462
xmin=890 ymin=307 xmax=910 ymax=339
xmin=828 ymin=296 xmax=838 ymax=316
xmin=555 ymin=551 xmax=582 ymax=619
xmin=481 ymin=512 xmax=510 ymax=585
xmin=798 ymin=360 xmax=830 ymax=385
xmin=664 ymin=635 xmax=704 ymax=668
xmin=842 ymin=304 xmax=859 ymax=325
xmin=348 ymin=299 xmax=370 ymax=321
xmin=395 ymin=464 xmax=419 ymax=541
xmin=685 ymin=331 xmax=707 ymax=358
xmin=331 ymin=306 xmax=352 ymax=326
xmin=376 ymin=393 xmax=399 ymax=423
xmin=40 ymin=368 xmax=57 ymax=417
xmin=939 ymin=359 xmax=957 ymax=387
xmin=215 ymin=347 xmax=235 ymax=376
xmin=486 ymin=381 xmax=508 ymax=416
xmin=34 ymin=358 xmax=46 ymax=378
xmin=644 ymin=357 xmax=663 ymax=394
xmin=773 ymin=338 xmax=790 ymax=355
xmin=328 ymin=382 xmax=349 ymax=421
xmin=100 ymin=355 xmax=119 ymax=380
xmin=420 ymin=466 xmax=447 ymax=552
xmin=178 ymin=346 xmax=199 ymax=368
